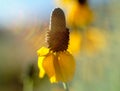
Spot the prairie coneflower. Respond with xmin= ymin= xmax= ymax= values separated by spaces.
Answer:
xmin=37 ymin=8 xmax=75 ymax=83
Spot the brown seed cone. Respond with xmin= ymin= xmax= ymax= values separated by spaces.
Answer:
xmin=78 ymin=0 xmax=87 ymax=5
xmin=47 ymin=8 xmax=69 ymax=52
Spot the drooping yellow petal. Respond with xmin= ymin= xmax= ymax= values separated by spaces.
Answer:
xmin=38 ymin=56 xmax=46 ymax=78
xmin=37 ymin=47 xmax=49 ymax=56
xmin=54 ymin=51 xmax=75 ymax=82
xmin=50 ymin=75 xmax=57 ymax=83
xmin=42 ymin=53 xmax=57 ymax=82
xmin=68 ymin=31 xmax=82 ymax=54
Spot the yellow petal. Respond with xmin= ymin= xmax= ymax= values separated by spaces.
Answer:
xmin=50 ymin=75 xmax=57 ymax=83
xmin=68 ymin=31 xmax=82 ymax=54
xmin=37 ymin=47 xmax=49 ymax=56
xmin=54 ymin=51 xmax=75 ymax=82
xmin=42 ymin=53 xmax=56 ymax=82
xmin=38 ymin=56 xmax=46 ymax=78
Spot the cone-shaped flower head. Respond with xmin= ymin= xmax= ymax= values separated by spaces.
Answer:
xmin=37 ymin=8 xmax=75 ymax=83
xmin=47 ymin=8 xmax=69 ymax=52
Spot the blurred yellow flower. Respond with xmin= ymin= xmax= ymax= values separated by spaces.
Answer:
xmin=68 ymin=27 xmax=106 ymax=56
xmin=83 ymin=27 xmax=106 ymax=55
xmin=66 ymin=2 xmax=93 ymax=28
xmin=37 ymin=47 xmax=75 ymax=83
xmin=67 ymin=28 xmax=107 ymax=82
xmin=68 ymin=30 xmax=82 ymax=54
xmin=54 ymin=0 xmax=93 ymax=28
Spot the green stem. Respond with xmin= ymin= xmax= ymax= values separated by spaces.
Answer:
xmin=23 ymin=77 xmax=33 ymax=91
xmin=63 ymin=83 xmax=69 ymax=91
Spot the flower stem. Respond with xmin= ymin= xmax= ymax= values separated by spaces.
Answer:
xmin=23 ymin=77 xmax=33 ymax=91
xmin=63 ymin=83 xmax=69 ymax=91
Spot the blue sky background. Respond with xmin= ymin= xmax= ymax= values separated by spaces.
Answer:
xmin=0 ymin=0 xmax=55 ymax=25
xmin=0 ymin=0 xmax=109 ymax=25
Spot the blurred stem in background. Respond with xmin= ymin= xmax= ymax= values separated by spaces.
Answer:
xmin=23 ymin=76 xmax=33 ymax=91
xmin=23 ymin=63 xmax=36 ymax=91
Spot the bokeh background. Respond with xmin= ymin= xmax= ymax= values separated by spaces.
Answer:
xmin=0 ymin=0 xmax=120 ymax=91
